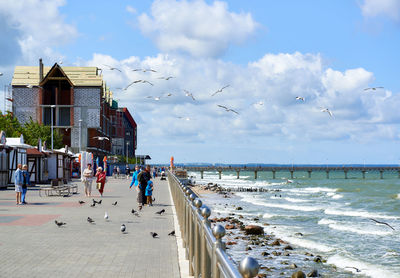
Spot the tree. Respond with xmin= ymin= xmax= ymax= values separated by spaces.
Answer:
xmin=0 ymin=112 xmax=23 ymax=137
xmin=22 ymin=118 xmax=63 ymax=149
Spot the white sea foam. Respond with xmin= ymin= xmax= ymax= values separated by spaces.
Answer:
xmin=319 ymin=218 xmax=392 ymax=236
xmin=396 ymin=194 xmax=400 ymax=200
xmin=331 ymin=194 xmax=343 ymax=199
xmin=324 ymin=208 xmax=398 ymax=220
xmin=262 ymin=213 xmax=275 ymax=219
xmin=288 ymin=187 xmax=337 ymax=194
xmin=327 ymin=254 xmax=400 ymax=278
xmin=277 ymin=234 xmax=334 ymax=252
xmin=284 ymin=197 xmax=309 ymax=203
xmin=318 ymin=218 xmax=336 ymax=225
xmin=257 ymin=202 xmax=321 ymax=212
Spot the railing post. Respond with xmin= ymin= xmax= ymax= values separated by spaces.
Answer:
xmin=239 ymin=257 xmax=260 ymax=278
xmin=181 ymin=186 xmax=187 ymax=248
xmin=188 ymin=193 xmax=196 ymax=275
xmin=193 ymin=198 xmax=203 ymax=278
xmin=201 ymin=206 xmax=211 ymax=278
xmin=212 ymin=225 xmax=226 ymax=278
xmin=185 ymin=188 xmax=191 ymax=259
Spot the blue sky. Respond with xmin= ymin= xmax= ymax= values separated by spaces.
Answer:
xmin=1 ymin=0 xmax=400 ymax=164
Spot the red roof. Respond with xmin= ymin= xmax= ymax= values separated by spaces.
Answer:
xmin=27 ymin=148 xmax=44 ymax=157
xmin=122 ymin=108 xmax=137 ymax=128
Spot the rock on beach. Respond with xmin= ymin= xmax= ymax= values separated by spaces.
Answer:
xmin=244 ymin=225 xmax=264 ymax=235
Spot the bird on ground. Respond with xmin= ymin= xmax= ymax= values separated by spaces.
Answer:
xmin=295 ymin=96 xmax=305 ymax=101
xmin=168 ymin=230 xmax=175 ymax=236
xmin=103 ymin=64 xmax=122 ymax=72
xmin=131 ymin=209 xmax=136 ymax=214
xmin=112 ymin=201 xmax=118 ymax=206
xmin=92 ymin=199 xmax=102 ymax=204
xmin=90 ymin=203 xmax=96 ymax=207
xmin=104 ymin=212 xmax=109 ymax=220
xmin=150 ymin=232 xmax=159 ymax=238
xmin=121 ymin=224 xmax=126 ymax=233
xmin=98 ymin=200 xmax=102 ymax=205
xmin=217 ymin=105 xmax=239 ymax=115
xmin=87 ymin=217 xmax=95 ymax=224
xmin=78 ymin=200 xmax=85 ymax=204
xmin=369 ymin=218 xmax=395 ymax=230
xmin=320 ymin=107 xmax=333 ymax=117
xmin=152 ymin=197 xmax=155 ymax=202
xmin=344 ymin=267 xmax=362 ymax=273
xmin=364 ymin=87 xmax=384 ymax=91
xmin=93 ymin=136 xmax=110 ymax=141
xmin=155 ymin=209 xmax=165 ymax=215
xmin=211 ymin=85 xmax=230 ymax=96
xmin=55 ymin=220 xmax=66 ymax=227
xmin=184 ymin=90 xmax=196 ymax=101
xmin=131 ymin=209 xmax=140 ymax=217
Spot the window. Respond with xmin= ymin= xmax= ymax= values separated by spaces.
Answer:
xmin=58 ymin=108 xmax=70 ymax=126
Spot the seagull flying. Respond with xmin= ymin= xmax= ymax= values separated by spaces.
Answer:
xmin=0 ymin=72 xmax=3 ymax=76
xmin=123 ymin=80 xmax=143 ymax=90
xmin=295 ymin=96 xmax=305 ymax=101
xmin=55 ymin=220 xmax=66 ymax=227
xmin=320 ymin=107 xmax=333 ymax=117
xmin=184 ymin=90 xmax=196 ymax=101
xmin=364 ymin=87 xmax=384 ymax=91
xmin=217 ymin=105 xmax=239 ymax=115
xmin=211 ymin=85 xmax=230 ymax=96
xmin=158 ymin=76 xmax=174 ymax=80
xmin=177 ymin=116 xmax=191 ymax=121
xmin=141 ymin=80 xmax=154 ymax=86
xmin=370 ymin=218 xmax=395 ymax=230
xmin=103 ymin=64 xmax=122 ymax=72
xmin=165 ymin=93 xmax=173 ymax=97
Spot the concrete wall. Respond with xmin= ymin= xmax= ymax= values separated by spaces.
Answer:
xmin=12 ymin=87 xmax=39 ymax=124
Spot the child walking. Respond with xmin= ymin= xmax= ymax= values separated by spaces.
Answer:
xmin=145 ymin=180 xmax=153 ymax=206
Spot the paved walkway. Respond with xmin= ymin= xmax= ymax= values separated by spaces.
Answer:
xmin=0 ymin=177 xmax=180 ymax=278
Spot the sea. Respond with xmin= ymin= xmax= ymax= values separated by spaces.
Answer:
xmin=187 ymin=168 xmax=400 ymax=278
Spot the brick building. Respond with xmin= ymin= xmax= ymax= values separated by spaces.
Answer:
xmin=11 ymin=60 xmax=137 ymax=158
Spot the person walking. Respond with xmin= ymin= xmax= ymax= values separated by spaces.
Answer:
xmin=21 ymin=164 xmax=30 ymax=204
xmin=82 ymin=163 xmax=93 ymax=197
xmin=113 ymin=166 xmax=117 ymax=178
xmin=95 ymin=167 xmax=107 ymax=197
xmin=129 ymin=165 xmax=140 ymax=189
xmin=14 ymin=164 xmax=23 ymax=205
xmin=145 ymin=180 xmax=153 ymax=206
xmin=137 ymin=165 xmax=151 ymax=210
xmin=125 ymin=164 xmax=131 ymax=179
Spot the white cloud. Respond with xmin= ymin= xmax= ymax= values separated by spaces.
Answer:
xmin=137 ymin=0 xmax=258 ymax=58
xmin=82 ymin=51 xmax=399 ymax=152
xmin=126 ymin=5 xmax=137 ymax=14
xmin=360 ymin=0 xmax=400 ymax=21
xmin=0 ymin=0 xmax=78 ymax=65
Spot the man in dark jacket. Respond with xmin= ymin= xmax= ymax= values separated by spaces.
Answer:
xmin=138 ymin=165 xmax=151 ymax=209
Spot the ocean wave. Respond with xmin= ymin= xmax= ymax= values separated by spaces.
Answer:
xmin=318 ymin=218 xmax=336 ymax=225
xmin=277 ymin=234 xmax=334 ymax=252
xmin=284 ymin=197 xmax=309 ymax=203
xmin=256 ymin=201 xmax=321 ymax=212
xmin=289 ymin=187 xmax=337 ymax=194
xmin=324 ymin=208 xmax=398 ymax=220
xmin=327 ymin=254 xmax=400 ymax=278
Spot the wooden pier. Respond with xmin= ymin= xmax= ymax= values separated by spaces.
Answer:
xmin=181 ymin=166 xmax=400 ymax=179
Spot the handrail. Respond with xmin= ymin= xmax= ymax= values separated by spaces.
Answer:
xmin=167 ymin=169 xmax=260 ymax=278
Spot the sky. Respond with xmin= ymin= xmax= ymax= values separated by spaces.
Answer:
xmin=1 ymin=0 xmax=400 ymax=164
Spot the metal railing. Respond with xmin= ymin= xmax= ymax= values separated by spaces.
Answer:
xmin=167 ymin=170 xmax=259 ymax=278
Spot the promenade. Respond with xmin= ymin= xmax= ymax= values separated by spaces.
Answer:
xmin=0 ymin=177 xmax=180 ymax=278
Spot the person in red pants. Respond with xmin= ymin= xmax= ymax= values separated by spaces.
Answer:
xmin=95 ymin=167 xmax=107 ymax=197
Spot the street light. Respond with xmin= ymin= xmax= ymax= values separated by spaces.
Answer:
xmin=51 ymin=105 xmax=56 ymax=149
xmin=78 ymin=119 xmax=83 ymax=153
xmin=126 ymin=142 xmax=129 ymax=163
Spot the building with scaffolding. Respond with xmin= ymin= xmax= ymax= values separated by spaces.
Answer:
xmin=9 ymin=59 xmax=137 ymax=159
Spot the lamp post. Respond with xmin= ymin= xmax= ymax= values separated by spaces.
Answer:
xmin=51 ymin=105 xmax=56 ymax=149
xmin=78 ymin=119 xmax=83 ymax=153
xmin=126 ymin=142 xmax=129 ymax=163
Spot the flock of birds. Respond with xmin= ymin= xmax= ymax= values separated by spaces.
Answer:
xmin=102 ymin=64 xmax=385 ymax=120
xmin=54 ymin=199 xmax=175 ymax=238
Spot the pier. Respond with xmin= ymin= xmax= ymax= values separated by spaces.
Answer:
xmin=182 ymin=165 xmax=400 ymax=179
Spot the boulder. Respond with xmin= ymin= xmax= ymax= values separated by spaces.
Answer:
xmin=225 ymin=224 xmax=236 ymax=230
xmin=284 ymin=245 xmax=294 ymax=250
xmin=270 ymin=239 xmax=281 ymax=246
xmin=236 ymin=207 xmax=243 ymax=210
xmin=307 ymin=269 xmax=319 ymax=277
xmin=244 ymin=225 xmax=264 ymax=235
xmin=291 ymin=271 xmax=306 ymax=278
